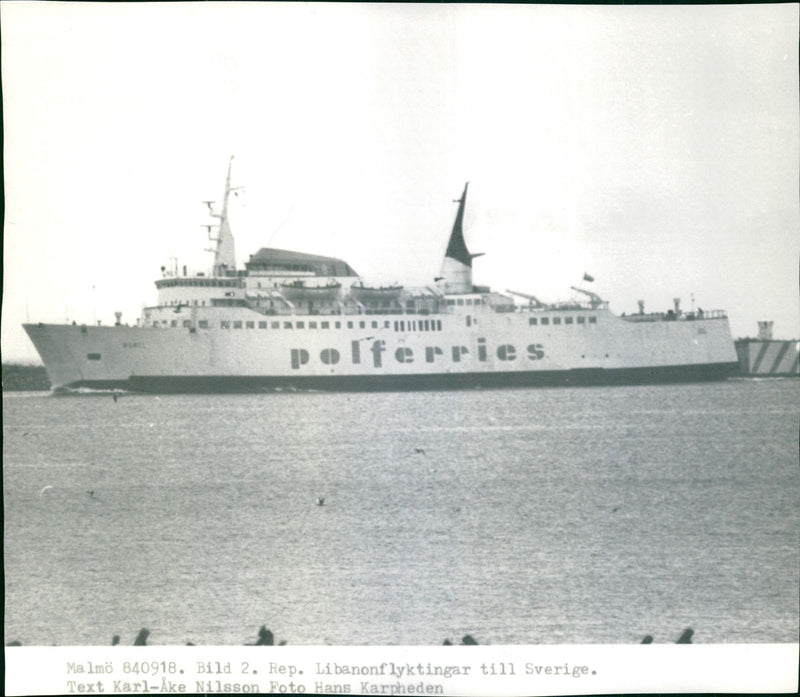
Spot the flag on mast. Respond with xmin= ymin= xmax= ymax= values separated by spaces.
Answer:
xmin=583 ymin=273 xmax=595 ymax=282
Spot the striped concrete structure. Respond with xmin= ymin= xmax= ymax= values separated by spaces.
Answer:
xmin=735 ymin=339 xmax=800 ymax=377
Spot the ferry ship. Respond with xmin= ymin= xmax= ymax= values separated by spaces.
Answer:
xmin=24 ymin=159 xmax=739 ymax=393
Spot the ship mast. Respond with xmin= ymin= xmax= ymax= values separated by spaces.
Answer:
xmin=205 ymin=155 xmax=240 ymax=277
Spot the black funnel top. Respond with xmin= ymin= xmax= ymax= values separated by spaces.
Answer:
xmin=445 ymin=183 xmax=473 ymax=267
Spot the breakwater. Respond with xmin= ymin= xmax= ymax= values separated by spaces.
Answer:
xmin=2 ymin=363 xmax=50 ymax=391
xmin=7 ymin=626 xmax=696 ymax=647
xmin=734 ymin=339 xmax=800 ymax=377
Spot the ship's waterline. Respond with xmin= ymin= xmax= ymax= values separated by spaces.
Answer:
xmin=23 ymin=160 xmax=738 ymax=393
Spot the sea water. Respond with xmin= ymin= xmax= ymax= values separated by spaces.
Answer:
xmin=3 ymin=380 xmax=798 ymax=646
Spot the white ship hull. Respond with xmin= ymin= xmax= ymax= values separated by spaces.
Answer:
xmin=24 ymin=308 xmax=738 ymax=393
xmin=22 ymin=166 xmax=739 ymax=393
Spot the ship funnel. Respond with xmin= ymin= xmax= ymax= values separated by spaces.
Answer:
xmin=114 ymin=311 xmax=122 ymax=326
xmin=673 ymin=298 xmax=681 ymax=316
xmin=637 ymin=300 xmax=645 ymax=314
xmin=440 ymin=183 xmax=483 ymax=294
xmin=757 ymin=320 xmax=773 ymax=340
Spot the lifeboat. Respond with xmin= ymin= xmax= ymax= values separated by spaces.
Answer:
xmin=279 ymin=279 xmax=342 ymax=302
xmin=349 ymin=282 xmax=404 ymax=305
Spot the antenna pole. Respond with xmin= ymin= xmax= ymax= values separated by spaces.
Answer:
xmin=206 ymin=156 xmax=239 ymax=276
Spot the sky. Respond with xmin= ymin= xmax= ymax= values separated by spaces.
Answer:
xmin=2 ymin=2 xmax=798 ymax=363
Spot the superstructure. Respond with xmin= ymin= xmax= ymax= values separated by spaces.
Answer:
xmin=24 ymin=159 xmax=739 ymax=392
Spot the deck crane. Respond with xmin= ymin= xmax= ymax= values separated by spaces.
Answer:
xmin=570 ymin=286 xmax=605 ymax=309
xmin=506 ymin=290 xmax=546 ymax=308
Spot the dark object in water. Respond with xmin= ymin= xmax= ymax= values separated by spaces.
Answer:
xmin=186 ymin=642 xmax=195 ymax=646
xmin=443 ymin=635 xmax=479 ymax=645
xmin=676 ymin=628 xmax=694 ymax=644
xmin=7 ymin=640 xmax=22 ymax=646
xmin=316 ymin=497 xmax=325 ymax=506
xmin=256 ymin=626 xmax=274 ymax=646
xmin=641 ymin=635 xmax=653 ymax=644
xmin=134 ymin=629 xmax=149 ymax=646
xmin=111 ymin=635 xmax=120 ymax=646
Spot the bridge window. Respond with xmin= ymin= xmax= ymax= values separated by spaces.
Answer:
xmin=296 ymin=321 xmax=305 ymax=329
xmin=577 ymin=317 xmax=586 ymax=324
xmin=553 ymin=317 xmax=562 ymax=325
xmin=183 ymin=320 xmax=191 ymax=328
xmin=589 ymin=316 xmax=597 ymax=324
xmin=335 ymin=321 xmax=341 ymax=329
xmin=322 ymin=321 xmax=330 ymax=329
xmin=87 ymin=353 xmax=101 ymax=361
xmin=246 ymin=321 xmax=255 ymax=329
xmin=309 ymin=322 xmax=318 ymax=329
xmin=220 ymin=321 xmax=230 ymax=329
xmin=258 ymin=321 xmax=267 ymax=329
xmin=541 ymin=317 xmax=549 ymax=325
xmin=283 ymin=322 xmax=293 ymax=329
xmin=233 ymin=321 xmax=243 ymax=329
xmin=529 ymin=317 xmax=538 ymax=325
xmin=565 ymin=317 xmax=574 ymax=325
xmin=271 ymin=321 xmax=280 ymax=329
xmin=199 ymin=320 xmax=209 ymax=329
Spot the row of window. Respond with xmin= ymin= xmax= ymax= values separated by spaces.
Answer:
xmin=149 ymin=315 xmax=597 ymax=329
xmin=156 ymin=278 xmax=239 ymax=288
xmin=446 ymin=298 xmax=486 ymax=306
xmin=529 ymin=316 xmax=597 ymax=326
xmin=151 ymin=318 xmax=444 ymax=332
